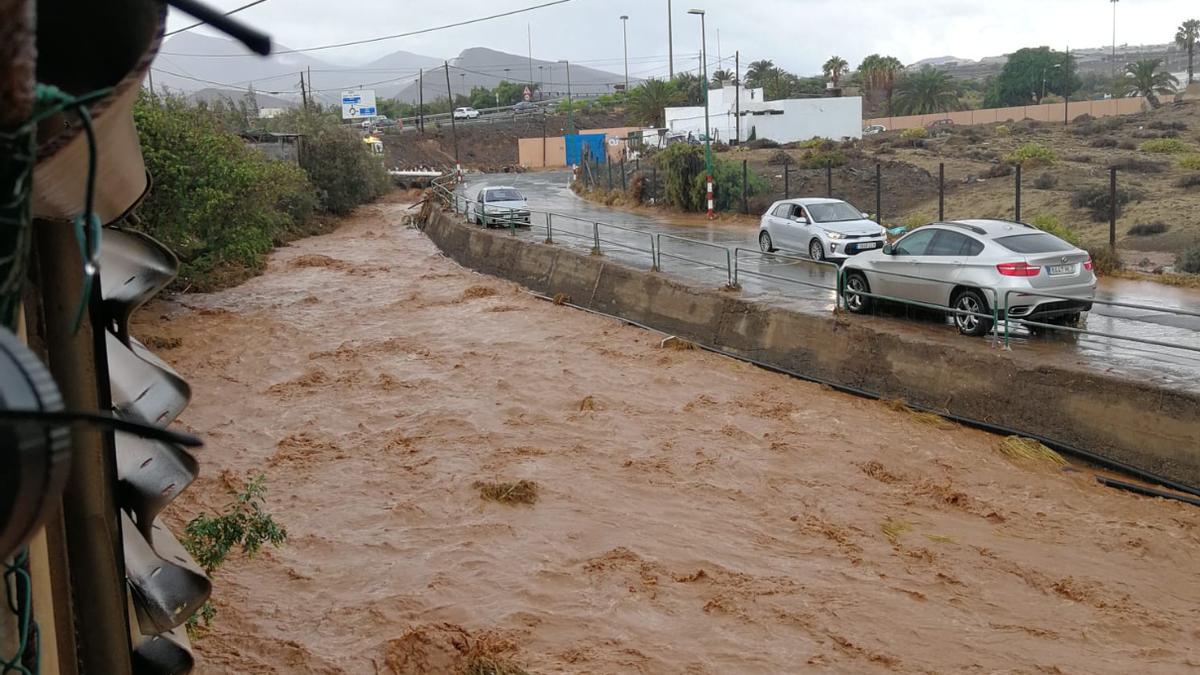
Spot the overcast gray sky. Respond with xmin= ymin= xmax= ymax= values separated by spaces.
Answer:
xmin=168 ymin=0 xmax=1199 ymax=74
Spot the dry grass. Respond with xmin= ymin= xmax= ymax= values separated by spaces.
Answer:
xmin=923 ymin=534 xmax=955 ymax=544
xmin=882 ymin=399 xmax=957 ymax=430
xmin=474 ymin=480 xmax=539 ymax=505
xmin=1109 ymin=268 xmax=1200 ymax=288
xmin=996 ymin=436 xmax=1067 ymax=466
xmin=464 ymin=655 xmax=531 ymax=675
xmin=552 ymin=292 xmax=570 ymax=305
xmin=461 ymin=285 xmax=498 ymax=300
xmin=881 ymin=518 xmax=912 ymax=542
xmin=659 ymin=336 xmax=697 ymax=350
xmin=578 ymin=395 xmax=597 ymax=411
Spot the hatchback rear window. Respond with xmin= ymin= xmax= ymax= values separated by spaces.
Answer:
xmin=993 ymin=233 xmax=1073 ymax=253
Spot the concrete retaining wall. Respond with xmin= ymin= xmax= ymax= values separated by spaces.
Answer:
xmin=421 ymin=206 xmax=1200 ymax=486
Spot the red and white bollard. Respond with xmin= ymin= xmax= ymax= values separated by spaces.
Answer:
xmin=705 ymin=174 xmax=714 ymax=219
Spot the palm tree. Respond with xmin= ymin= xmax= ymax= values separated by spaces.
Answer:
xmin=1121 ymin=58 xmax=1179 ymax=107
xmin=627 ymin=79 xmax=684 ymax=127
xmin=858 ymin=54 xmax=904 ymax=109
xmin=745 ymin=60 xmax=775 ymax=88
xmin=1177 ymin=19 xmax=1199 ymax=85
xmin=671 ymin=72 xmax=705 ymax=106
xmin=890 ymin=66 xmax=960 ymax=115
xmin=710 ymin=69 xmax=734 ymax=88
xmin=823 ymin=56 xmax=849 ymax=87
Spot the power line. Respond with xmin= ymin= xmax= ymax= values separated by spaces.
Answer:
xmin=162 ymin=0 xmax=576 ymax=57
xmin=164 ymin=0 xmax=272 ymax=37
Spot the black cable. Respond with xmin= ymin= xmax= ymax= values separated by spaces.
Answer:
xmin=165 ymin=0 xmax=272 ymax=36
xmin=165 ymin=0 xmax=272 ymax=55
xmin=1097 ymin=476 xmax=1200 ymax=508
xmin=0 ymin=409 xmax=202 ymax=447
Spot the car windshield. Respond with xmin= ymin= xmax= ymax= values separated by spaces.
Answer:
xmin=486 ymin=189 xmax=523 ymax=202
xmin=806 ymin=202 xmax=863 ymax=223
xmin=994 ymin=233 xmax=1074 ymax=253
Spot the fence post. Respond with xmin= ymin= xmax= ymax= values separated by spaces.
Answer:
xmin=545 ymin=212 xmax=553 ymax=244
xmin=826 ymin=160 xmax=832 ymax=197
xmin=875 ymin=163 xmax=882 ymax=224
xmin=742 ymin=159 xmax=749 ymax=214
xmin=1109 ymin=167 xmax=1117 ymax=248
xmin=1014 ymin=163 xmax=1022 ymax=222
xmin=938 ymin=162 xmax=945 ymax=221
xmin=592 ymin=222 xmax=602 ymax=255
xmin=652 ymin=166 xmax=657 ymax=202
xmin=621 ymin=159 xmax=627 ymax=191
xmin=607 ymin=161 xmax=612 ymax=191
xmin=784 ymin=162 xmax=790 ymax=199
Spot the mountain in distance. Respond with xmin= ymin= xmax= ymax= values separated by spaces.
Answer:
xmin=188 ymin=87 xmax=296 ymax=109
xmin=390 ymin=47 xmax=632 ymax=104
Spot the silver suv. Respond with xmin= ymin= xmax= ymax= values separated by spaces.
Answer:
xmin=841 ymin=219 xmax=1096 ymax=336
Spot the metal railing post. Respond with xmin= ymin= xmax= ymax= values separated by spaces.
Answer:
xmin=742 ymin=159 xmax=749 ymax=214
xmin=1014 ymin=163 xmax=1022 ymax=222
xmin=592 ymin=221 xmax=602 ymax=255
xmin=938 ymin=162 xmax=945 ymax=221
xmin=545 ymin=212 xmax=554 ymax=244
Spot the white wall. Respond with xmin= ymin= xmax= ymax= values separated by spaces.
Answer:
xmin=740 ymin=97 xmax=863 ymax=143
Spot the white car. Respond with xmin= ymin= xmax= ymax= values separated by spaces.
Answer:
xmin=863 ymin=124 xmax=886 ymax=135
xmin=466 ymin=186 xmax=531 ymax=227
xmin=758 ymin=198 xmax=887 ymax=262
xmin=453 ymin=107 xmax=481 ymax=120
xmin=841 ymin=220 xmax=1096 ymax=336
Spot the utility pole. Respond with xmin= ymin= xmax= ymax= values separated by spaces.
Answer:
xmin=1110 ymin=0 xmax=1119 ymax=89
xmin=735 ymin=50 xmax=740 ymax=143
xmin=560 ymin=59 xmax=574 ymax=134
xmin=147 ymin=67 xmax=154 ymax=96
xmin=444 ymin=61 xmax=459 ymax=170
xmin=667 ymin=0 xmax=674 ymax=78
xmin=418 ymin=68 xmax=424 ymax=131
xmin=299 ymin=70 xmax=308 ymax=109
xmin=620 ymin=15 xmax=629 ymax=92
xmin=688 ymin=9 xmax=712 ymax=217
xmin=1064 ymin=45 xmax=1071 ymax=125
xmin=527 ymin=23 xmax=534 ymax=87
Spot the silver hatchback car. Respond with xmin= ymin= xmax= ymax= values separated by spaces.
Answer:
xmin=841 ymin=219 xmax=1097 ymax=336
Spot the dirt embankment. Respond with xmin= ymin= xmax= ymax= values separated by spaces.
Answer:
xmin=142 ymin=200 xmax=1200 ymax=674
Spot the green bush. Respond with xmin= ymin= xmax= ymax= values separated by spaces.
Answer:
xmin=900 ymin=127 xmax=927 ymax=140
xmin=995 ymin=124 xmax=1011 ymax=136
xmin=133 ymin=93 xmax=316 ymax=286
xmin=1139 ymin=138 xmax=1190 ymax=154
xmin=267 ymin=108 xmax=390 ymax=215
xmin=1177 ymin=153 xmax=1200 ymax=170
xmin=1070 ymin=185 xmax=1137 ymax=222
xmin=1028 ymin=214 xmax=1082 ymax=246
xmin=796 ymin=149 xmax=847 ymax=169
xmin=1088 ymin=245 xmax=1122 ymax=275
xmin=704 ymin=158 xmax=768 ymax=211
xmin=1178 ymin=244 xmax=1200 ymax=274
xmin=655 ymin=143 xmax=705 ymax=210
xmin=1127 ymin=222 xmax=1169 ymax=236
xmin=1004 ymin=142 xmax=1057 ymax=167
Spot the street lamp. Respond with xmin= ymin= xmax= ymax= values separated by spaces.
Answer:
xmin=1110 ymin=0 xmax=1119 ymax=87
xmin=667 ymin=0 xmax=674 ymax=78
xmin=688 ymin=8 xmax=713 ymax=218
xmin=620 ymin=15 xmax=630 ymax=92
xmin=559 ymin=59 xmax=574 ymax=134
xmin=538 ymin=65 xmax=544 ymax=99
xmin=459 ymin=72 xmax=466 ymax=99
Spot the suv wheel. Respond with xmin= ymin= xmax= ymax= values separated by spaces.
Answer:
xmin=952 ymin=289 xmax=994 ymax=337
xmin=844 ymin=271 xmax=871 ymax=314
xmin=809 ymin=239 xmax=826 ymax=262
xmin=759 ymin=231 xmax=775 ymax=253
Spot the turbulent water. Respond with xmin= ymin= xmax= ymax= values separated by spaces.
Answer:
xmin=140 ymin=196 xmax=1200 ymax=674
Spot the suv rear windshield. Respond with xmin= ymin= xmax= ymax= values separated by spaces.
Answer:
xmin=994 ymin=233 xmax=1073 ymax=253
xmin=486 ymin=189 xmax=523 ymax=202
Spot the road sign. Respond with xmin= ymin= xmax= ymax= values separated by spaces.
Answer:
xmin=523 ymin=86 xmax=532 ymax=102
xmin=341 ymin=89 xmax=378 ymax=119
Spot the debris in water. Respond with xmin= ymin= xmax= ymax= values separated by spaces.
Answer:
xmin=997 ymin=436 xmax=1067 ymax=466
xmin=474 ymin=480 xmax=539 ymax=505
xmin=659 ymin=336 xmax=696 ymax=350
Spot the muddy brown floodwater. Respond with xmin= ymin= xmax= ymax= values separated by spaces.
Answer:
xmin=137 ymin=196 xmax=1200 ymax=674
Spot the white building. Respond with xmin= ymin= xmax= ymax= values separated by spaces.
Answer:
xmin=664 ymin=85 xmax=863 ymax=144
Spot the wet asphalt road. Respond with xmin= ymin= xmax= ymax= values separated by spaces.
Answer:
xmin=456 ymin=171 xmax=1200 ymax=393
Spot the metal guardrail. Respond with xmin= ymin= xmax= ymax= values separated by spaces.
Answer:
xmin=1002 ymin=289 xmax=1200 ymax=354
xmin=429 ymin=176 xmax=1200 ymax=357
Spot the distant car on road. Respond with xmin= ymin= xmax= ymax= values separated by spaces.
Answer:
xmin=924 ymin=118 xmax=954 ymax=133
xmin=841 ymin=219 xmax=1096 ymax=336
xmin=467 ymin=186 xmax=531 ymax=227
xmin=453 ymin=107 xmax=481 ymax=120
xmin=512 ymin=101 xmax=539 ymax=114
xmin=758 ymin=198 xmax=887 ymax=262
xmin=862 ymin=124 xmax=886 ymax=135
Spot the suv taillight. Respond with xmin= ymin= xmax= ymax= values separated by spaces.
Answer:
xmin=996 ymin=262 xmax=1041 ymax=277
xmin=1083 ymin=258 xmax=1094 ymax=271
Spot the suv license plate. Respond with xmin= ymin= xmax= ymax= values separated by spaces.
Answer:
xmin=1048 ymin=264 xmax=1074 ymax=275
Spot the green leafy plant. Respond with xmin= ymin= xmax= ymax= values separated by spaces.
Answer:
xmin=1028 ymin=214 xmax=1082 ymax=246
xmin=1177 ymin=153 xmax=1200 ymax=170
xmin=1004 ymin=142 xmax=1057 ymax=167
xmin=182 ymin=474 xmax=287 ymax=629
xmin=655 ymin=143 xmax=705 ymax=211
xmin=1178 ymin=243 xmax=1200 ymax=274
xmin=1070 ymin=185 xmax=1137 ymax=222
xmin=900 ymin=127 xmax=927 ymax=141
xmin=995 ymin=124 xmax=1011 ymax=136
xmin=1138 ymin=138 xmax=1190 ymax=154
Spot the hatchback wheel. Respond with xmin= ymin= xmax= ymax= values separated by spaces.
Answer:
xmin=844 ymin=272 xmax=871 ymax=314
xmin=759 ymin=231 xmax=775 ymax=253
xmin=809 ymin=239 xmax=825 ymax=262
xmin=952 ymin=289 xmax=994 ymax=337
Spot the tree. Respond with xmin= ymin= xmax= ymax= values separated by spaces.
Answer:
xmin=988 ymin=47 xmax=1080 ymax=107
xmin=822 ymin=56 xmax=849 ymax=87
xmin=710 ymin=69 xmax=734 ymax=88
xmin=672 ymin=72 xmax=706 ymax=105
xmin=1177 ymin=19 xmax=1199 ymax=84
xmin=890 ymin=66 xmax=960 ymax=115
xmin=627 ymin=79 xmax=684 ymax=127
xmin=744 ymin=60 xmax=775 ymax=88
xmin=857 ymin=54 xmax=904 ymax=110
xmin=1120 ymin=58 xmax=1179 ymax=107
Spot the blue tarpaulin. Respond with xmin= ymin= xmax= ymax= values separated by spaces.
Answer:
xmin=565 ymin=133 xmax=606 ymax=165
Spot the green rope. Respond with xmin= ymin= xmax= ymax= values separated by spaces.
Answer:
xmin=2 ymin=550 xmax=36 ymax=675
